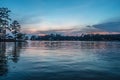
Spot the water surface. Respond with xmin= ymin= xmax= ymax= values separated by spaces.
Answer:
xmin=0 ymin=41 xmax=120 ymax=80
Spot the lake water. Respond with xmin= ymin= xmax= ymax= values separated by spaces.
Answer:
xmin=0 ymin=41 xmax=120 ymax=80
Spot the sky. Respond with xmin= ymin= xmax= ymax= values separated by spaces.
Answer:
xmin=0 ymin=0 xmax=120 ymax=35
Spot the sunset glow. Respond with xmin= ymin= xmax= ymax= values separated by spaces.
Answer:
xmin=0 ymin=0 xmax=120 ymax=35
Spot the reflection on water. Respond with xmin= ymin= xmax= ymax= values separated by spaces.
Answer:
xmin=0 ymin=42 xmax=7 ymax=76
xmin=0 ymin=41 xmax=120 ymax=80
xmin=0 ymin=42 xmax=25 ymax=76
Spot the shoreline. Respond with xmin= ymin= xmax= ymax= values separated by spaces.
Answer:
xmin=0 ymin=39 xmax=26 ymax=42
xmin=0 ymin=40 xmax=120 ymax=42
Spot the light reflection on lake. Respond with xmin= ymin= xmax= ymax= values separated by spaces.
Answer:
xmin=0 ymin=41 xmax=120 ymax=80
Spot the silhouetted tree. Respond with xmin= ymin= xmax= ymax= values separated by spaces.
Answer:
xmin=0 ymin=7 xmax=11 ymax=39
xmin=10 ymin=20 xmax=21 ymax=40
xmin=35 ymin=33 xmax=120 ymax=41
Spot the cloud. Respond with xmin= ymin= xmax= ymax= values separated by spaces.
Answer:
xmin=21 ymin=16 xmax=83 ymax=31
xmin=21 ymin=15 xmax=120 ymax=35
xmin=30 ymin=25 xmax=98 ymax=36
xmin=92 ymin=18 xmax=120 ymax=32
xmin=22 ymin=20 xmax=120 ymax=36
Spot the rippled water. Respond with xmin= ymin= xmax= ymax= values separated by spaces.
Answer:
xmin=0 ymin=41 xmax=120 ymax=80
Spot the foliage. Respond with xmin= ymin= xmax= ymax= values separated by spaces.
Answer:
xmin=0 ymin=7 xmax=11 ymax=28
xmin=35 ymin=33 xmax=120 ymax=41
xmin=0 ymin=7 xmax=23 ymax=41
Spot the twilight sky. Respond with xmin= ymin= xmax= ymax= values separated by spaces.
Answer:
xmin=0 ymin=0 xmax=120 ymax=35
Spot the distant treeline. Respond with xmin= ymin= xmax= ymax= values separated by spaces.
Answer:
xmin=30 ymin=34 xmax=120 ymax=41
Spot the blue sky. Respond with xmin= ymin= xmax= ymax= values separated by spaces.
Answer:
xmin=0 ymin=0 xmax=120 ymax=34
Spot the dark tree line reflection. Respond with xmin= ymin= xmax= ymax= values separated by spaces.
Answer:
xmin=0 ymin=42 xmax=25 ymax=76
xmin=26 ymin=41 xmax=120 ymax=50
xmin=0 ymin=42 xmax=7 ymax=76
xmin=11 ymin=42 xmax=23 ymax=63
